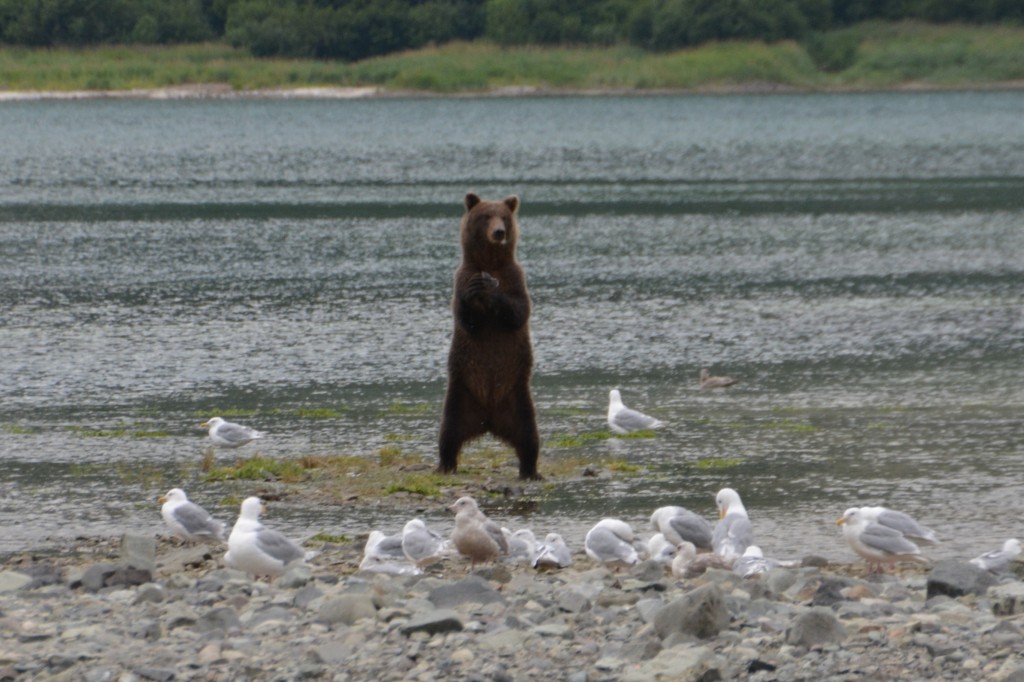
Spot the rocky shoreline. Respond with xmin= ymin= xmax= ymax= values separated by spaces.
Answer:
xmin=2 ymin=535 xmax=1024 ymax=681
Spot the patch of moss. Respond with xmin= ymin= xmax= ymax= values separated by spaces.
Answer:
xmin=763 ymin=420 xmax=819 ymax=433
xmin=293 ymin=407 xmax=343 ymax=419
xmin=384 ymin=473 xmax=443 ymax=497
xmin=695 ymin=457 xmax=743 ymax=470
xmin=605 ymin=459 xmax=641 ymax=474
xmin=384 ymin=401 xmax=433 ymax=416
xmin=309 ymin=531 xmax=350 ymax=544
xmin=1 ymin=424 xmax=35 ymax=435
xmin=205 ymin=455 xmax=307 ymax=483
xmin=548 ymin=431 xmax=613 ymax=448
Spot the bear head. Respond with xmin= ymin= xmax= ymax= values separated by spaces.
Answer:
xmin=460 ymin=193 xmax=520 ymax=267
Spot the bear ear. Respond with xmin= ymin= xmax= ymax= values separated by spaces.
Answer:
xmin=464 ymin=193 xmax=481 ymax=211
xmin=503 ymin=195 xmax=520 ymax=214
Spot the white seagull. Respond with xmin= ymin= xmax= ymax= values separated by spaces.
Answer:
xmin=650 ymin=505 xmax=714 ymax=551
xmin=837 ymin=507 xmax=930 ymax=574
xmin=969 ymin=538 xmax=1021 ymax=573
xmin=502 ymin=527 xmax=538 ymax=565
xmin=607 ymin=389 xmax=664 ymax=434
xmin=585 ymin=518 xmax=639 ymax=568
xmin=532 ymin=533 xmax=573 ymax=569
xmin=857 ymin=506 xmax=938 ymax=547
xmin=225 ymin=497 xmax=306 ymax=578
xmin=401 ymin=518 xmax=446 ymax=568
xmin=201 ymin=416 xmax=264 ymax=448
xmin=159 ymin=488 xmax=225 ymax=543
xmin=712 ymin=488 xmax=754 ymax=564
xmin=732 ymin=545 xmax=779 ymax=578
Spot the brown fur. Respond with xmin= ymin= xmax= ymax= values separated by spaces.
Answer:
xmin=438 ymin=193 xmax=541 ymax=480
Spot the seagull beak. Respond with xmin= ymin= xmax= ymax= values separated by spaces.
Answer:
xmin=199 ymin=420 xmax=210 ymax=428
xmin=836 ymin=517 xmax=846 ymax=526
xmin=158 ymin=495 xmax=167 ymax=504
xmin=718 ymin=507 xmax=726 ymax=520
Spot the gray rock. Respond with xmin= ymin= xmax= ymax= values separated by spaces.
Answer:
xmin=134 ymin=583 xmax=166 ymax=604
xmin=196 ymin=606 xmax=242 ymax=636
xmin=557 ymin=590 xmax=591 ymax=613
xmin=0 ymin=571 xmax=32 ymax=593
xmin=785 ymin=607 xmax=847 ymax=647
xmin=632 ymin=559 xmax=667 ymax=582
xmin=400 ymin=609 xmax=464 ymax=636
xmin=293 ymin=584 xmax=323 ymax=609
xmin=927 ymin=560 xmax=998 ymax=599
xmin=119 ymin=533 xmax=156 ymax=572
xmin=318 ymin=594 xmax=377 ymax=626
xmin=247 ymin=605 xmax=294 ymax=628
xmin=635 ymin=598 xmax=664 ymax=625
xmin=135 ymin=667 xmax=175 ymax=682
xmin=75 ymin=564 xmax=118 ymax=592
xmin=990 ymin=582 xmax=1024 ymax=616
xmin=428 ymin=576 xmax=504 ymax=608
xmin=622 ymin=645 xmax=714 ymax=682
xmin=277 ymin=565 xmax=312 ymax=589
xmin=308 ymin=640 xmax=352 ymax=665
xmin=653 ymin=584 xmax=729 ymax=640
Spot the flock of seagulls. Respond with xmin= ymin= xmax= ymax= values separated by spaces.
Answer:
xmin=159 ymin=485 xmax=1021 ymax=581
xmin=189 ymin=387 xmax=1018 ymax=579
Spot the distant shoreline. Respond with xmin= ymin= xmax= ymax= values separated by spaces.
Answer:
xmin=4 ymin=79 xmax=1024 ymax=102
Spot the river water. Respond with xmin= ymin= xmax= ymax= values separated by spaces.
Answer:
xmin=1 ymin=92 xmax=1022 ymax=564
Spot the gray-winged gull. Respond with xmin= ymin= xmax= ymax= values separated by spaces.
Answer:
xmin=969 ymin=538 xmax=1021 ymax=573
xmin=502 ymin=527 xmax=538 ymax=565
xmin=646 ymin=534 xmax=677 ymax=565
xmin=732 ymin=545 xmax=779 ymax=578
xmin=584 ymin=518 xmax=639 ymax=568
xmin=225 ymin=496 xmax=306 ymax=578
xmin=201 ymin=416 xmax=264 ymax=448
xmin=837 ymin=507 xmax=930 ymax=574
xmin=699 ymin=368 xmax=738 ymax=389
xmin=159 ymin=488 xmax=225 ymax=543
xmin=533 ymin=533 xmax=572 ymax=569
xmin=858 ymin=506 xmax=938 ymax=547
xmin=650 ymin=505 xmax=713 ymax=550
xmin=712 ymin=487 xmax=754 ymax=563
xmin=401 ymin=518 xmax=446 ymax=568
xmin=449 ymin=496 xmax=508 ymax=566
xmin=607 ymin=389 xmax=664 ymax=434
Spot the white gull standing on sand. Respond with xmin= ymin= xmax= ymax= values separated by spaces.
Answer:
xmin=585 ymin=518 xmax=639 ymax=568
xmin=969 ymin=538 xmax=1021 ymax=573
xmin=533 ymin=533 xmax=573 ymax=569
xmin=226 ymin=497 xmax=307 ymax=578
xmin=837 ymin=507 xmax=931 ymax=574
xmin=650 ymin=505 xmax=714 ymax=551
xmin=159 ymin=488 xmax=225 ymax=543
xmin=401 ymin=519 xmax=447 ymax=568
xmin=607 ymin=389 xmax=664 ymax=434
xmin=201 ymin=416 xmax=264 ymax=448
xmin=712 ymin=487 xmax=754 ymax=564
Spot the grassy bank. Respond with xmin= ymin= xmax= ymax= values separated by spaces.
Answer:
xmin=2 ymin=21 xmax=1024 ymax=95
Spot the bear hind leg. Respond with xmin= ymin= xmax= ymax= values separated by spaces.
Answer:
xmin=438 ymin=387 xmax=487 ymax=474
xmin=491 ymin=391 xmax=541 ymax=480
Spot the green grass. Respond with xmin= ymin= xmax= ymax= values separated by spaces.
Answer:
xmin=3 ymin=23 xmax=1024 ymax=94
xmin=205 ymin=455 xmax=307 ymax=483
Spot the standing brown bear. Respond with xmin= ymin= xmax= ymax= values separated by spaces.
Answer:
xmin=438 ymin=192 xmax=541 ymax=480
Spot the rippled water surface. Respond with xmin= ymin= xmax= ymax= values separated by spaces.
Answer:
xmin=2 ymin=92 xmax=1022 ymax=563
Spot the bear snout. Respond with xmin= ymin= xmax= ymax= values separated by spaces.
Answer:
xmin=491 ymin=227 xmax=506 ymax=243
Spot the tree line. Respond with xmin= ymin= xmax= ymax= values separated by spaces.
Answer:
xmin=2 ymin=0 xmax=1022 ymax=61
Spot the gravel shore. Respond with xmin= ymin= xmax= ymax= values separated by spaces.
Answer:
xmin=2 ymin=535 xmax=1024 ymax=682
